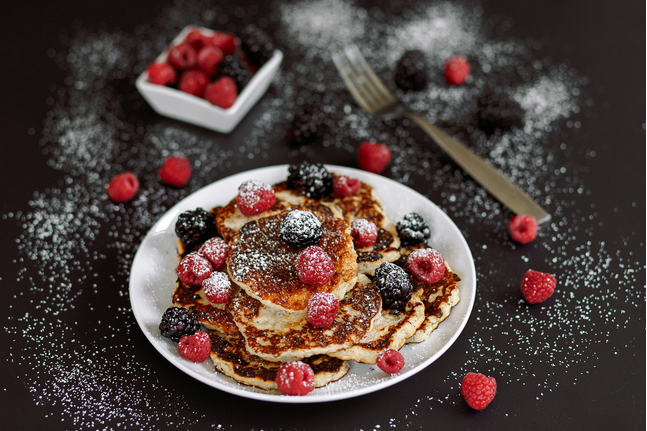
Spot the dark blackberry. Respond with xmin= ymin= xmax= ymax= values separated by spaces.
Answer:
xmin=217 ymin=55 xmax=252 ymax=92
xmin=287 ymin=93 xmax=328 ymax=144
xmin=286 ymin=162 xmax=333 ymax=199
xmin=374 ymin=262 xmax=413 ymax=311
xmin=159 ymin=307 xmax=201 ymax=342
xmin=394 ymin=50 xmax=428 ymax=92
xmin=396 ymin=213 xmax=431 ymax=246
xmin=280 ymin=210 xmax=323 ymax=248
xmin=476 ymin=92 xmax=525 ymax=135
xmin=238 ymin=24 xmax=274 ymax=68
xmin=175 ymin=208 xmax=218 ymax=252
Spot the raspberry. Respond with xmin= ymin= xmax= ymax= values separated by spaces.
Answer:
xmin=521 ymin=269 xmax=556 ymax=304
xmin=396 ymin=213 xmax=431 ymax=246
xmin=461 ymin=372 xmax=497 ymax=410
xmin=286 ymin=162 xmax=333 ymax=199
xmin=477 ymin=92 xmax=525 ymax=135
xmin=178 ymin=70 xmax=210 ymax=98
xmin=196 ymin=46 xmax=224 ymax=75
xmin=275 ymin=361 xmax=315 ymax=396
xmin=178 ymin=330 xmax=211 ymax=362
xmin=177 ymin=252 xmax=213 ymax=285
xmin=407 ymin=248 xmax=445 ymax=284
xmin=236 ymin=179 xmax=276 ymax=216
xmin=205 ymin=76 xmax=238 ymax=109
xmin=217 ymin=55 xmax=252 ymax=92
xmin=374 ymin=262 xmax=413 ymax=311
xmin=394 ymin=50 xmax=428 ymax=91
xmin=201 ymin=271 xmax=232 ymax=304
xmin=444 ymin=55 xmax=470 ymax=85
xmin=158 ymin=155 xmax=192 ymax=187
xmin=198 ymin=237 xmax=228 ymax=270
xmin=508 ymin=214 xmax=538 ymax=244
xmin=206 ymin=32 xmax=238 ymax=56
xmin=167 ymin=43 xmax=197 ymax=71
xmin=376 ymin=348 xmax=405 ymax=374
xmin=175 ymin=208 xmax=218 ymax=251
xmin=357 ymin=141 xmax=391 ymax=174
xmin=332 ymin=175 xmax=361 ymax=197
xmin=147 ymin=62 xmax=177 ymax=86
xmin=280 ymin=210 xmax=323 ymax=248
xmin=295 ymin=246 xmax=335 ymax=286
xmin=184 ymin=29 xmax=209 ymax=50
xmin=306 ymin=292 xmax=340 ymax=327
xmin=159 ymin=307 xmax=200 ymax=342
xmin=107 ymin=172 xmax=139 ymax=203
xmin=351 ymin=219 xmax=378 ymax=248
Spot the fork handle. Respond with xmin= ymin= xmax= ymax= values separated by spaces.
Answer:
xmin=406 ymin=112 xmax=550 ymax=224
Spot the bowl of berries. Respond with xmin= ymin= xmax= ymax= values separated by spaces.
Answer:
xmin=136 ymin=25 xmax=283 ymax=133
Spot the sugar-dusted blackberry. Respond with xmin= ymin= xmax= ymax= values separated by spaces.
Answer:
xmin=159 ymin=307 xmax=201 ymax=342
xmin=175 ymin=208 xmax=218 ymax=252
xmin=396 ymin=212 xmax=431 ymax=246
xmin=373 ymin=262 xmax=413 ymax=311
xmin=238 ymin=24 xmax=274 ymax=68
xmin=477 ymin=91 xmax=525 ymax=135
xmin=280 ymin=210 xmax=323 ymax=248
xmin=217 ymin=55 xmax=252 ymax=93
xmin=286 ymin=161 xmax=333 ymax=199
xmin=287 ymin=100 xmax=328 ymax=144
xmin=394 ymin=50 xmax=428 ymax=92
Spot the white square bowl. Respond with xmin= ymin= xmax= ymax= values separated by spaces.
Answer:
xmin=136 ymin=26 xmax=283 ymax=133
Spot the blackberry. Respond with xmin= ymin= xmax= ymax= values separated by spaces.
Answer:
xmin=159 ymin=307 xmax=201 ymax=342
xmin=394 ymin=50 xmax=428 ymax=92
xmin=217 ymin=55 xmax=252 ymax=92
xmin=175 ymin=208 xmax=218 ymax=252
xmin=238 ymin=24 xmax=274 ymax=68
xmin=287 ymin=161 xmax=333 ymax=199
xmin=476 ymin=92 xmax=525 ymax=135
xmin=287 ymin=95 xmax=328 ymax=144
xmin=280 ymin=210 xmax=323 ymax=248
xmin=396 ymin=213 xmax=431 ymax=246
xmin=374 ymin=262 xmax=413 ymax=311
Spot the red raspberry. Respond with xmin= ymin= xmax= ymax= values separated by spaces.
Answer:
xmin=407 ymin=248 xmax=445 ymax=284
xmin=107 ymin=172 xmax=139 ymax=203
xmin=205 ymin=76 xmax=238 ymax=109
xmin=236 ymin=179 xmax=276 ymax=216
xmin=332 ymin=175 xmax=361 ymax=197
xmin=206 ymin=32 xmax=238 ymax=56
xmin=521 ymin=269 xmax=556 ymax=304
xmin=461 ymin=372 xmax=497 ymax=410
xmin=275 ymin=361 xmax=315 ymax=396
xmin=295 ymin=246 xmax=335 ymax=286
xmin=201 ymin=271 xmax=232 ymax=304
xmin=196 ymin=46 xmax=224 ymax=75
xmin=306 ymin=292 xmax=340 ymax=328
xmin=178 ymin=330 xmax=211 ymax=362
xmin=167 ymin=43 xmax=197 ymax=71
xmin=178 ymin=70 xmax=210 ymax=98
xmin=147 ymin=62 xmax=177 ymax=86
xmin=184 ymin=29 xmax=209 ymax=50
xmin=177 ymin=252 xmax=213 ymax=285
xmin=158 ymin=156 xmax=192 ymax=187
xmin=198 ymin=237 xmax=228 ymax=270
xmin=351 ymin=218 xmax=378 ymax=248
xmin=376 ymin=348 xmax=405 ymax=374
xmin=508 ymin=214 xmax=538 ymax=244
xmin=357 ymin=141 xmax=391 ymax=174
xmin=444 ymin=55 xmax=470 ymax=85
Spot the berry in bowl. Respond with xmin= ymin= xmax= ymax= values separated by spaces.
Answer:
xmin=136 ymin=25 xmax=283 ymax=133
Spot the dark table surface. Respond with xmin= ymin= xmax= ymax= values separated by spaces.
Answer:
xmin=1 ymin=0 xmax=644 ymax=429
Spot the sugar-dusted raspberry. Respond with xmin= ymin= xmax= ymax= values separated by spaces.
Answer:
xmin=206 ymin=32 xmax=238 ymax=56
xmin=280 ymin=210 xmax=323 ymax=248
xmin=307 ymin=292 xmax=340 ymax=328
xmin=177 ymin=252 xmax=213 ymax=285
xmin=407 ymin=248 xmax=445 ymax=284
xmin=508 ymin=214 xmax=538 ymax=244
xmin=178 ymin=330 xmax=211 ymax=362
xmin=275 ymin=361 xmax=315 ymax=396
xmin=158 ymin=155 xmax=192 ymax=188
xmin=333 ymin=175 xmax=361 ymax=197
xmin=178 ymin=70 xmax=210 ymax=98
xmin=196 ymin=45 xmax=224 ymax=75
xmin=521 ymin=269 xmax=556 ymax=304
xmin=351 ymin=218 xmax=378 ymax=248
xmin=184 ymin=29 xmax=209 ymax=50
xmin=199 ymin=237 xmax=228 ymax=270
xmin=202 ymin=271 xmax=232 ymax=304
xmin=107 ymin=172 xmax=139 ymax=203
xmin=236 ymin=179 xmax=276 ymax=216
xmin=444 ymin=55 xmax=470 ymax=85
xmin=376 ymin=348 xmax=405 ymax=374
xmin=357 ymin=141 xmax=391 ymax=174
xmin=205 ymin=76 xmax=238 ymax=109
xmin=461 ymin=372 xmax=497 ymax=410
xmin=167 ymin=43 xmax=197 ymax=71
xmin=295 ymin=246 xmax=335 ymax=286
xmin=147 ymin=62 xmax=177 ymax=86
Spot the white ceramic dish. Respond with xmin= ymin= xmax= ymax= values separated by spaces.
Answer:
xmin=135 ymin=26 xmax=283 ymax=133
xmin=129 ymin=165 xmax=476 ymax=403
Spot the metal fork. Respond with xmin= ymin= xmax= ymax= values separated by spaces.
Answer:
xmin=331 ymin=45 xmax=550 ymax=224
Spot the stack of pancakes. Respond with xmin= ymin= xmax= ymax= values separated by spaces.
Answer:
xmin=171 ymin=173 xmax=460 ymax=392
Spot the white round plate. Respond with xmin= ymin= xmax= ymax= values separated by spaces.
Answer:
xmin=129 ymin=165 xmax=476 ymax=403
